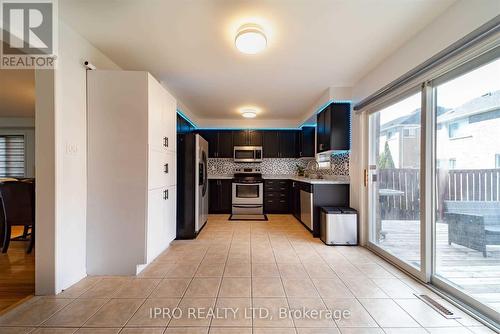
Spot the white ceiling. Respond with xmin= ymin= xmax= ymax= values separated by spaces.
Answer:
xmin=0 ymin=69 xmax=35 ymax=118
xmin=60 ymin=0 xmax=456 ymax=125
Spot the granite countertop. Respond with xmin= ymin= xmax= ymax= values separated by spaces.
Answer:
xmin=208 ymin=174 xmax=350 ymax=184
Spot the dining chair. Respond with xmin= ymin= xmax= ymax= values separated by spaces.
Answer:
xmin=0 ymin=181 xmax=35 ymax=253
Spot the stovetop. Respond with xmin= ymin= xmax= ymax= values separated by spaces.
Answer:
xmin=233 ymin=167 xmax=263 ymax=183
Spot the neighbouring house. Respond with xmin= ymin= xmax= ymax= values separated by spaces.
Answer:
xmin=437 ymin=90 xmax=500 ymax=170
xmin=378 ymin=91 xmax=500 ymax=170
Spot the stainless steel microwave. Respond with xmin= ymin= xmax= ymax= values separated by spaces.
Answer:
xmin=233 ymin=146 xmax=263 ymax=162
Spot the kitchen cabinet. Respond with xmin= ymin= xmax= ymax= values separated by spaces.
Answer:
xmin=262 ymin=131 xmax=279 ymax=158
xmin=316 ymin=103 xmax=351 ymax=153
xmin=291 ymin=181 xmax=301 ymax=221
xmin=87 ymin=70 xmax=177 ymax=275
xmin=291 ymin=181 xmax=349 ymax=237
xmin=198 ymin=130 xmax=233 ymax=158
xmin=177 ymin=114 xmax=195 ymax=134
xmin=264 ymin=179 xmax=290 ymax=213
xmin=209 ymin=179 xmax=232 ymax=213
xmin=262 ymin=130 xmax=298 ymax=158
xmin=298 ymin=126 xmax=315 ymax=158
xmin=147 ymin=185 xmax=176 ymax=263
xmin=279 ymin=131 xmax=297 ymax=158
xmin=233 ymin=130 xmax=262 ymax=146
xmin=198 ymin=131 xmax=217 ymax=157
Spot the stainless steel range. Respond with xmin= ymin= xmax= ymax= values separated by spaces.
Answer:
xmin=231 ymin=167 xmax=263 ymax=215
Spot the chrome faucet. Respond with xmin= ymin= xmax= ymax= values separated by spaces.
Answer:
xmin=305 ymin=160 xmax=320 ymax=178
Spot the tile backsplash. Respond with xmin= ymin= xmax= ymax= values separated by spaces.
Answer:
xmin=208 ymin=152 xmax=350 ymax=176
xmin=208 ymin=158 xmax=308 ymax=175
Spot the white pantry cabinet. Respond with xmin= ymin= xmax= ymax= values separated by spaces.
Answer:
xmin=87 ymin=70 xmax=177 ymax=275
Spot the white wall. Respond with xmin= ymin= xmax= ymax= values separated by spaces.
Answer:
xmin=349 ymin=0 xmax=500 ymax=244
xmin=35 ymin=21 xmax=121 ymax=294
xmin=352 ymin=0 xmax=500 ymax=103
xmin=35 ymin=69 xmax=56 ymax=294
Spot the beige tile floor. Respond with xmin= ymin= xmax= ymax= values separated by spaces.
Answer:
xmin=0 ymin=214 xmax=497 ymax=334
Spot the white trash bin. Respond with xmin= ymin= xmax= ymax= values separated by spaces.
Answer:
xmin=320 ymin=207 xmax=358 ymax=245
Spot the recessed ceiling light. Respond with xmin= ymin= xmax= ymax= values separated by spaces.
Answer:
xmin=235 ymin=24 xmax=267 ymax=54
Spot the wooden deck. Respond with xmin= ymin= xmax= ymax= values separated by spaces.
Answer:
xmin=379 ymin=220 xmax=500 ymax=313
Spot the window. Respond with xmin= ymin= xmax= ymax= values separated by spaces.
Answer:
xmin=0 ymin=135 xmax=25 ymax=177
xmin=403 ymin=128 xmax=417 ymax=138
xmin=448 ymin=158 xmax=456 ymax=169
xmin=496 ymin=154 xmax=500 ymax=168
xmin=448 ymin=119 xmax=468 ymax=138
xmin=317 ymin=153 xmax=331 ymax=168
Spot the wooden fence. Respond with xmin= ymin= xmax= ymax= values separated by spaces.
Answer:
xmin=378 ymin=168 xmax=500 ymax=220
xmin=378 ymin=168 xmax=420 ymax=220
xmin=442 ymin=169 xmax=500 ymax=202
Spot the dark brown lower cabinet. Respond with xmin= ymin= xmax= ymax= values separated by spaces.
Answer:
xmin=209 ymin=179 xmax=232 ymax=213
xmin=264 ymin=179 xmax=290 ymax=213
xmin=291 ymin=181 xmax=301 ymax=221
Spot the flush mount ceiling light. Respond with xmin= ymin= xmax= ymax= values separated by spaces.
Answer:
xmin=240 ymin=108 xmax=257 ymax=118
xmin=235 ymin=23 xmax=267 ymax=54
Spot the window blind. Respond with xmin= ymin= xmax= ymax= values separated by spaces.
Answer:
xmin=0 ymin=135 xmax=25 ymax=177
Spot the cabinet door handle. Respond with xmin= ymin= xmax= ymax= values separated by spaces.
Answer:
xmin=163 ymin=189 xmax=168 ymax=200
xmin=163 ymin=137 xmax=168 ymax=147
xmin=164 ymin=163 xmax=169 ymax=174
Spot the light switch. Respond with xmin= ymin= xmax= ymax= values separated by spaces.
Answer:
xmin=65 ymin=143 xmax=79 ymax=155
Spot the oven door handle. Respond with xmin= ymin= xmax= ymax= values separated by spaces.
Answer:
xmin=232 ymin=205 xmax=263 ymax=208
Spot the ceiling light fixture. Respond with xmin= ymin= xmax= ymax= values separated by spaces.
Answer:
xmin=235 ymin=24 xmax=267 ymax=54
xmin=240 ymin=108 xmax=257 ymax=118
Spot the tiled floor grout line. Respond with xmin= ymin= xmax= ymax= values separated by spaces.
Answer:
xmin=249 ymin=224 xmax=254 ymax=331
xmin=321 ymin=246 xmax=391 ymax=332
xmin=2 ymin=215 xmax=495 ymax=333
xmin=317 ymin=246 xmax=432 ymax=333
xmin=268 ymin=223 xmax=297 ymax=333
xmin=122 ymin=245 xmax=208 ymax=332
xmin=208 ymin=224 xmax=234 ymax=331
xmin=291 ymin=237 xmax=340 ymax=331
xmin=119 ymin=276 xmax=169 ymax=331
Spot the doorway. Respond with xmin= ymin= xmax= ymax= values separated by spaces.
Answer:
xmin=0 ymin=69 xmax=36 ymax=312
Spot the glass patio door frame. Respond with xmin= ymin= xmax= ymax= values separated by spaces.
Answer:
xmin=364 ymin=44 xmax=500 ymax=326
xmin=427 ymin=48 xmax=500 ymax=324
xmin=365 ymin=84 xmax=432 ymax=283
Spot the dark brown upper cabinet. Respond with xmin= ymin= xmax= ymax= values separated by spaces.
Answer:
xmin=262 ymin=131 xmax=279 ymax=158
xmin=279 ymin=131 xmax=297 ymax=158
xmin=198 ymin=130 xmax=233 ymax=158
xmin=232 ymin=130 xmax=262 ymax=146
xmin=298 ymin=126 xmax=315 ymax=158
xmin=262 ymin=130 xmax=298 ymax=158
xmin=316 ymin=103 xmax=351 ymax=153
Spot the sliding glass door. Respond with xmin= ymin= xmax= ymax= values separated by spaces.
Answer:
xmin=433 ymin=57 xmax=500 ymax=316
xmin=368 ymin=92 xmax=423 ymax=272
xmin=366 ymin=48 xmax=500 ymax=323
